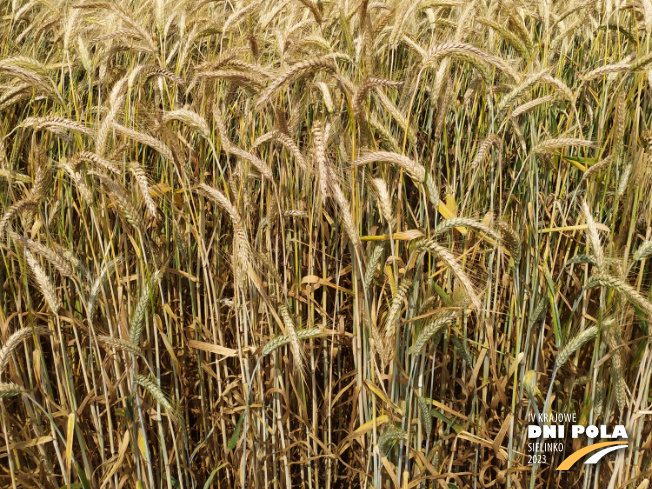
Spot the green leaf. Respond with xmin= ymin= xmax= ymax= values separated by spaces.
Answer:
xmin=191 ymin=425 xmax=215 ymax=463
xmin=203 ymin=464 xmax=226 ymax=489
xmin=432 ymin=282 xmax=451 ymax=305
xmin=430 ymin=409 xmax=463 ymax=434
xmin=228 ymin=412 xmax=244 ymax=450
xmin=75 ymin=464 xmax=91 ymax=489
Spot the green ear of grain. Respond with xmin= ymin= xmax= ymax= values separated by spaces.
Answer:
xmin=128 ymin=270 xmax=162 ymax=345
xmin=134 ymin=374 xmax=181 ymax=426
xmin=411 ymin=309 xmax=459 ymax=355
xmin=378 ymin=425 xmax=409 ymax=453
xmin=416 ymin=395 xmax=432 ymax=435
xmin=555 ymin=326 xmax=599 ymax=368
xmin=260 ymin=327 xmax=323 ymax=357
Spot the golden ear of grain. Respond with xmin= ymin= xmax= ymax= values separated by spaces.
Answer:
xmin=254 ymin=130 xmax=308 ymax=171
xmin=364 ymin=245 xmax=385 ymax=291
xmin=61 ymin=162 xmax=93 ymax=203
xmin=585 ymin=272 xmax=652 ymax=319
xmin=581 ymin=200 xmax=604 ymax=270
xmin=29 ymin=163 xmax=52 ymax=199
xmin=73 ymin=152 xmax=122 ymax=175
xmin=279 ymin=305 xmax=305 ymax=376
xmin=496 ymin=70 xmax=552 ymax=114
xmin=634 ymin=239 xmax=652 ymax=261
xmin=373 ymin=88 xmax=417 ymax=143
xmin=256 ymin=55 xmax=338 ymax=109
xmin=20 ymin=116 xmax=93 ymax=137
xmin=162 ymin=108 xmax=210 ymax=138
xmin=312 ymin=122 xmax=359 ymax=246
xmin=581 ymin=155 xmax=613 ymax=183
xmin=10 ymin=232 xmax=73 ymax=277
xmin=432 ymin=217 xmax=500 ymax=239
xmin=582 ymin=62 xmax=631 ymax=81
xmin=469 ymin=135 xmax=500 ymax=169
xmin=211 ymin=106 xmax=273 ymax=180
xmin=352 ymin=78 xmax=402 ymax=118
xmin=111 ymin=123 xmax=175 ymax=162
xmin=614 ymin=90 xmax=626 ymax=154
xmin=0 ymin=382 xmax=22 ymax=397
xmin=509 ymin=95 xmax=557 ymax=119
xmin=533 ymin=138 xmax=595 ymax=154
xmin=0 ymin=199 xmax=37 ymax=237
xmin=97 ymin=336 xmax=143 ymax=357
xmin=0 ymin=56 xmax=54 ymax=94
xmin=194 ymin=69 xmax=265 ymax=89
xmin=89 ymin=171 xmax=143 ymax=229
xmin=198 ymin=183 xmax=241 ymax=225
xmin=371 ymin=178 xmax=393 ymax=224
xmin=423 ymin=42 xmax=518 ymax=81
xmin=494 ymin=222 xmax=522 ymax=264
xmin=128 ymin=162 xmax=157 ymax=220
xmin=25 ymin=250 xmax=61 ymax=315
xmin=384 ymin=278 xmax=413 ymax=346
xmin=0 ymin=327 xmax=52 ymax=375
xmin=604 ymin=323 xmax=627 ymax=412
xmin=352 ymin=152 xmax=425 ymax=183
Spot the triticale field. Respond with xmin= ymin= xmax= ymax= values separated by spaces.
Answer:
xmin=1 ymin=0 xmax=652 ymax=488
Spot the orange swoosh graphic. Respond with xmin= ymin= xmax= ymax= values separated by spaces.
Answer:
xmin=556 ymin=441 xmax=626 ymax=470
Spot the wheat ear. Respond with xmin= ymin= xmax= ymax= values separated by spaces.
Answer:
xmin=555 ymin=326 xmax=599 ymax=368
xmin=0 ymin=199 xmax=37 ymax=237
xmin=352 ymin=78 xmax=402 ymax=117
xmin=279 ymin=305 xmax=305 ymax=376
xmin=585 ymin=272 xmax=652 ymax=319
xmin=256 ymin=55 xmax=339 ymax=108
xmin=0 ymin=327 xmax=52 ymax=375
xmin=10 ymin=233 xmax=73 ymax=278
xmin=134 ymin=374 xmax=181 ymax=425
xmin=128 ymin=270 xmax=162 ymax=345
xmin=534 ymin=138 xmax=595 ymax=154
xmin=411 ymin=309 xmax=460 ymax=355
xmin=384 ymin=278 xmax=413 ymax=345
xmin=418 ymin=240 xmax=481 ymax=312
xmin=25 ymin=250 xmax=60 ymax=314
xmin=261 ymin=328 xmax=324 ymax=358
xmin=378 ymin=426 xmax=409 ymax=453
xmin=352 ymin=152 xmax=425 ymax=183
xmin=0 ymin=382 xmax=22 ymax=397
xmin=97 ymin=335 xmax=143 ymax=357
xmin=372 ymin=178 xmax=393 ymax=224
xmin=432 ymin=217 xmax=501 ymax=240
xmin=581 ymin=200 xmax=605 ymax=270
xmin=128 ymin=162 xmax=157 ymax=220
xmin=634 ymin=240 xmax=652 ymax=261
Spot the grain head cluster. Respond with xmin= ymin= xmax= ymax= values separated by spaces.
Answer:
xmin=1 ymin=0 xmax=652 ymax=488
